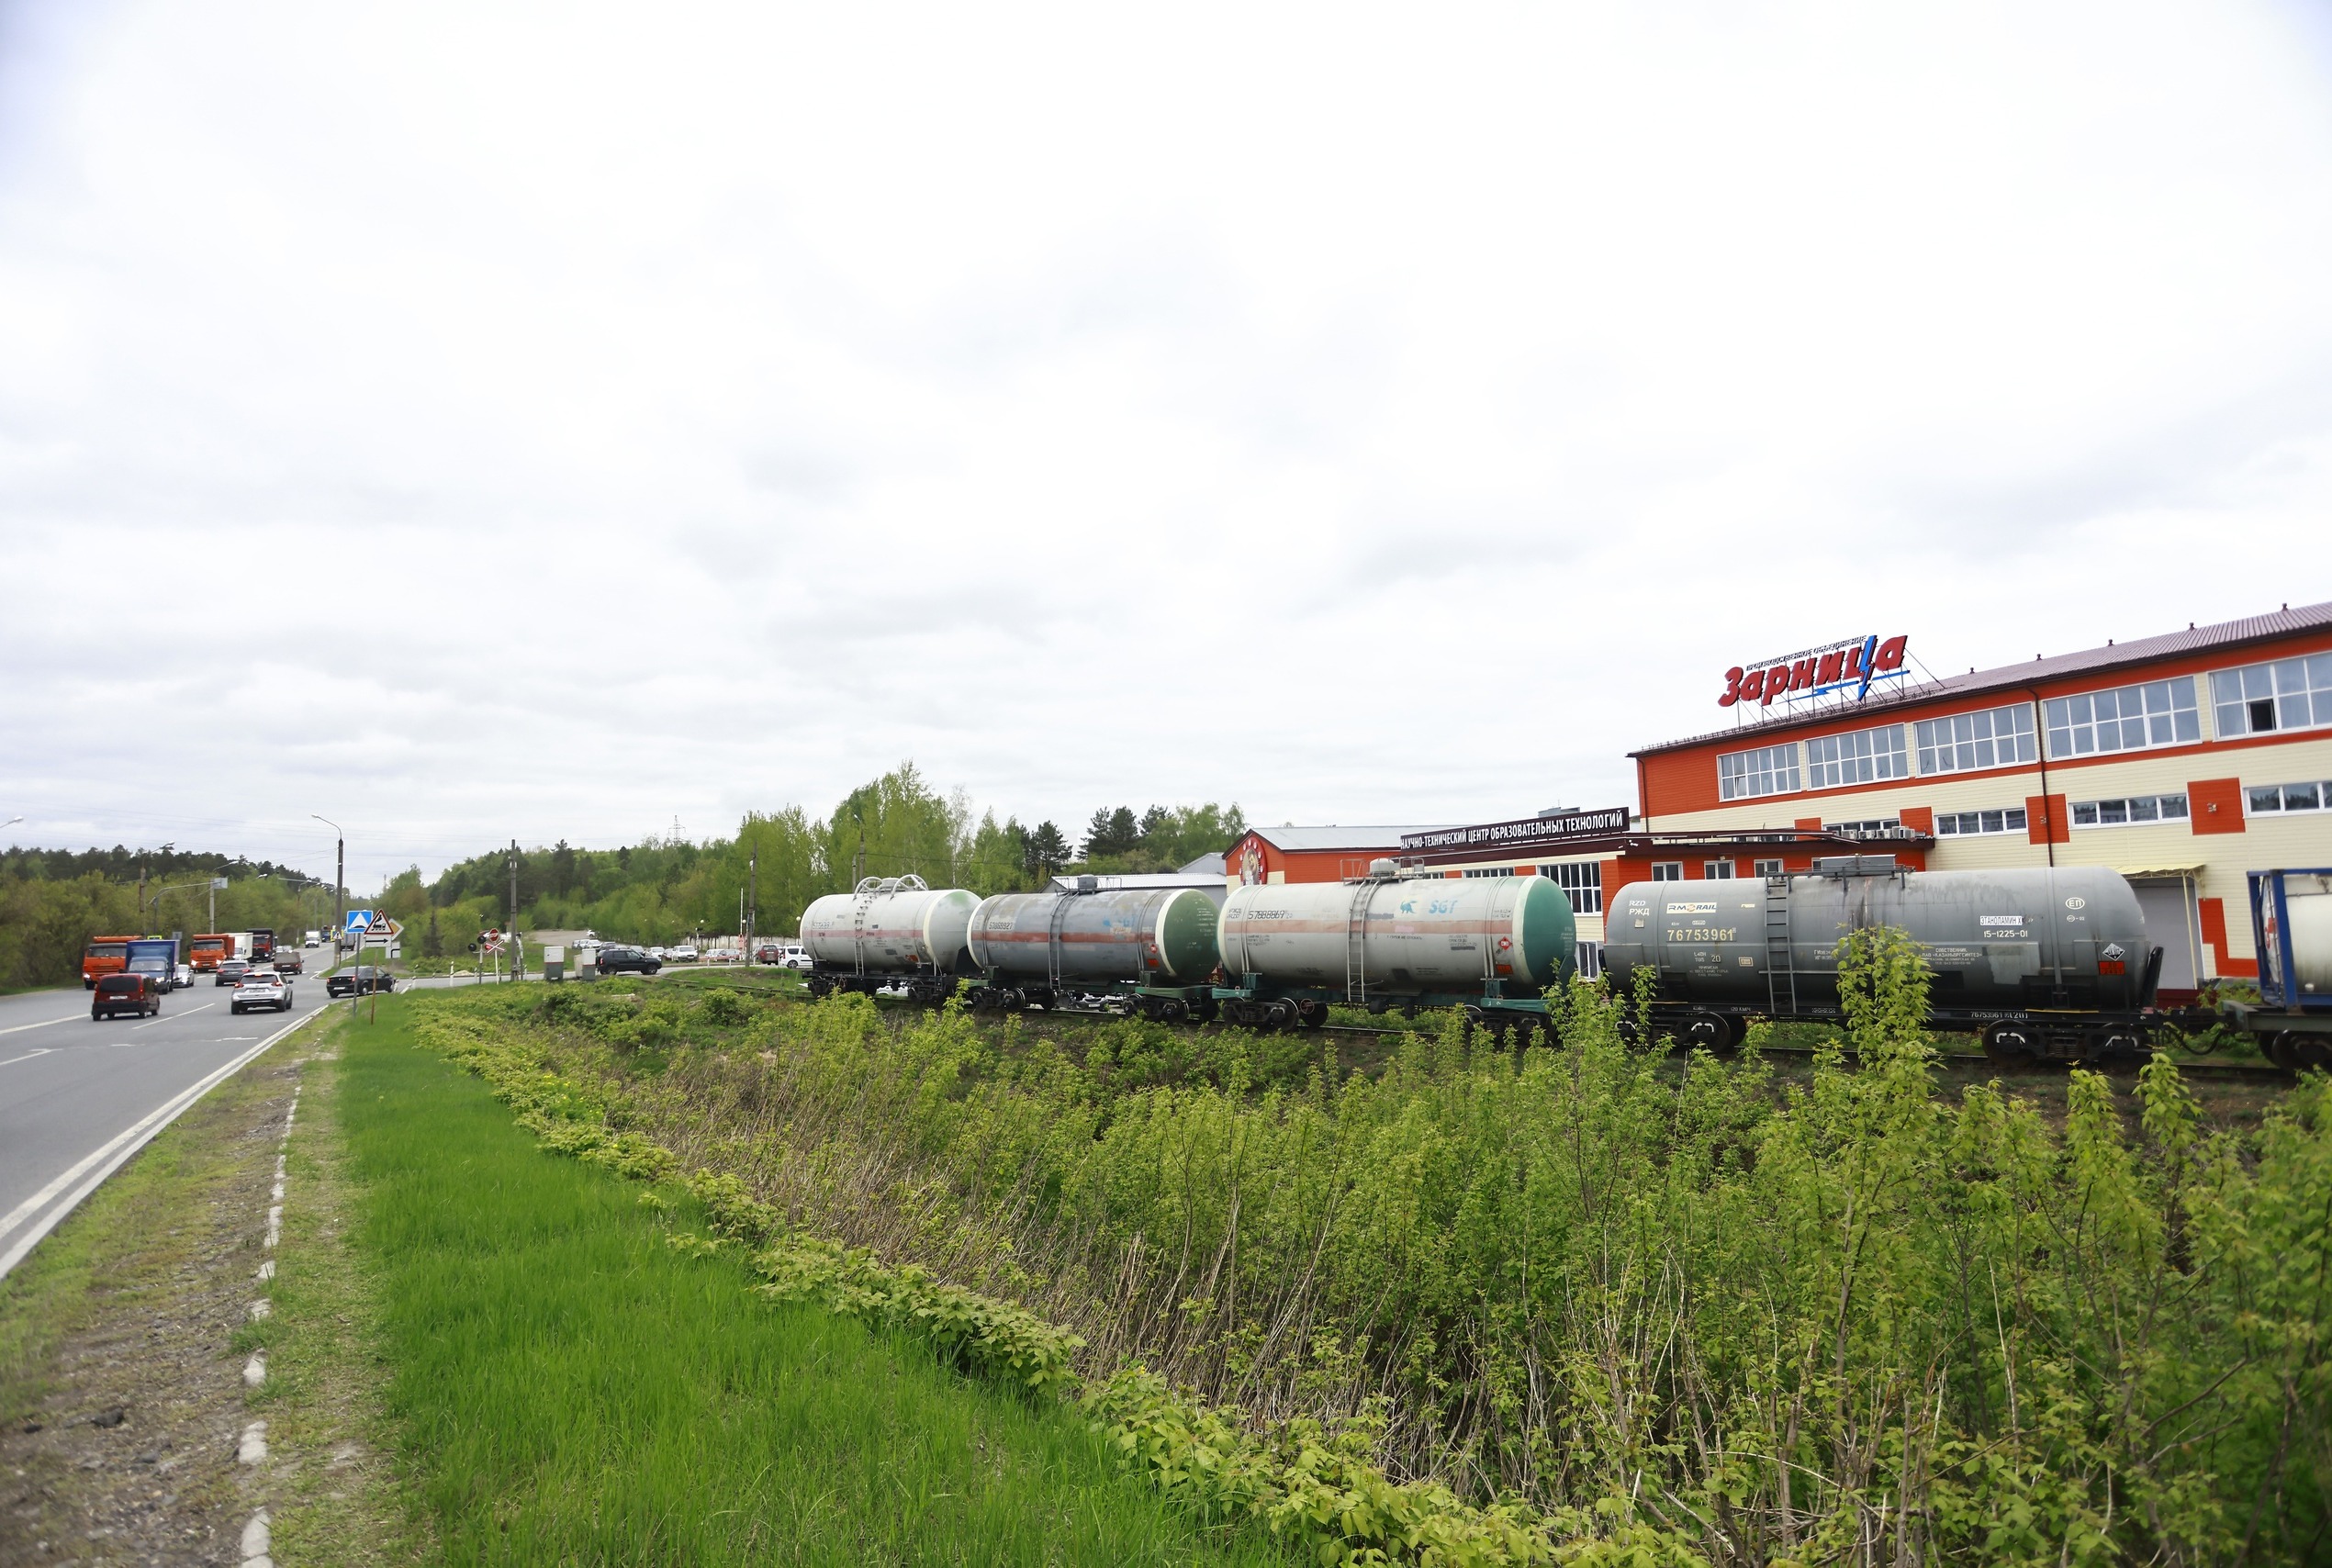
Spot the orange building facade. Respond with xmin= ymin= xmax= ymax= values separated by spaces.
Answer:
xmin=1410 ymin=603 xmax=2332 ymax=999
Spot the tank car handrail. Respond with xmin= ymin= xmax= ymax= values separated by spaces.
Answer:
xmin=854 ymin=874 xmax=928 ymax=895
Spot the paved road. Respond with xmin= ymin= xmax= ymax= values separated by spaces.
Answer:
xmin=0 ymin=969 xmax=334 ymax=1279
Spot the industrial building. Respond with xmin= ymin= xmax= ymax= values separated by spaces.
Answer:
xmin=1406 ymin=601 xmax=2332 ymax=998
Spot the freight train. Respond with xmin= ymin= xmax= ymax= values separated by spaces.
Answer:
xmin=799 ymin=859 xmax=2330 ymax=1067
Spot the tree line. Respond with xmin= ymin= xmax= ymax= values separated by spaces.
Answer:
xmin=387 ymin=765 xmax=1243 ymax=953
xmin=0 ymin=849 xmax=335 ymax=992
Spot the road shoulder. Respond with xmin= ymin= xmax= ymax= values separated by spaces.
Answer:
xmin=0 ymin=1015 xmax=420 ymax=1565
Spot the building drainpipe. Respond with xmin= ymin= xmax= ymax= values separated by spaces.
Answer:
xmin=2025 ymin=689 xmax=2055 ymax=868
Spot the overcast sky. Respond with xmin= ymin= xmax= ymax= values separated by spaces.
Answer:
xmin=3 ymin=0 xmax=2329 ymax=892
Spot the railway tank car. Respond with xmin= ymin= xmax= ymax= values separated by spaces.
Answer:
xmin=799 ymin=875 xmax=979 ymax=1003
xmin=1599 ymin=858 xmax=2161 ymax=1062
xmin=1214 ymin=862 xmax=1575 ymax=1034
xmin=961 ymin=879 xmax=1221 ymax=1018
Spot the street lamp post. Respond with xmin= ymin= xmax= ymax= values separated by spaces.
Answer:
xmin=313 ymin=814 xmax=352 ymax=1013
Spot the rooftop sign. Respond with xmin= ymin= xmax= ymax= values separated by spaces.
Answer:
xmin=1402 ymin=807 xmax=1631 ymax=852
xmin=1721 ymin=633 xmax=1908 ymax=711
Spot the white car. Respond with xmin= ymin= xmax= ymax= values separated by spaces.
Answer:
xmin=668 ymin=945 xmax=700 ymax=963
xmin=174 ymin=963 xmax=195 ymax=990
xmin=231 ymin=970 xmax=294 ymax=1014
xmin=779 ymin=946 xmax=812 ymax=970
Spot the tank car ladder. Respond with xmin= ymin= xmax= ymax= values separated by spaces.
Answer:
xmin=1343 ymin=878 xmax=1376 ymax=1005
xmin=1764 ymin=874 xmax=1797 ymax=1017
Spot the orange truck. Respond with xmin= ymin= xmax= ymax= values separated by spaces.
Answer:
xmin=82 ymin=935 xmax=140 ymax=988
xmin=188 ymin=934 xmax=234 ymax=972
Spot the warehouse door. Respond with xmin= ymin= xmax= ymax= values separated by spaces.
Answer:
xmin=2130 ymin=877 xmax=2203 ymax=1001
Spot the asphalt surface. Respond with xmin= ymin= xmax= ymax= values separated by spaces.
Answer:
xmin=0 ymin=961 xmax=336 ymax=1279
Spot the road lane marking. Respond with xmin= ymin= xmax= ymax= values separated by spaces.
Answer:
xmin=0 ymin=1006 xmax=328 ymax=1280
xmin=0 ymin=1014 xmax=78 ymax=1036
xmin=135 ymin=1002 xmax=215 ymax=1030
xmin=0 ymin=1047 xmax=57 ymax=1069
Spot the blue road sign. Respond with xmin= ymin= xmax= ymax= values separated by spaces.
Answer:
xmin=345 ymin=910 xmax=376 ymax=935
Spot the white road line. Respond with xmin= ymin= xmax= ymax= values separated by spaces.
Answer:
xmin=0 ymin=1006 xmax=328 ymax=1280
xmin=135 ymin=1002 xmax=215 ymax=1030
xmin=0 ymin=1014 xmax=77 ymax=1036
xmin=0 ymin=1047 xmax=57 ymax=1070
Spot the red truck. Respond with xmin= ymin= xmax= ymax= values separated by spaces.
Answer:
xmin=189 ymin=934 xmax=234 ymax=972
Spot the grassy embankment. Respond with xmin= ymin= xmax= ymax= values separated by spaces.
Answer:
xmin=337 ymin=999 xmax=1291 ymax=1566
xmin=396 ymin=946 xmax=2332 ymax=1566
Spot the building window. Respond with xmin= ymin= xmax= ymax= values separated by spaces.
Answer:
xmin=1703 ymin=859 xmax=1736 ymax=879
xmin=2069 ymin=793 xmax=2191 ymax=828
xmin=1803 ymin=725 xmax=1909 ymax=790
xmin=1651 ymin=862 xmax=1684 ymax=882
xmin=1826 ymin=818 xmax=1902 ymax=838
xmin=1914 ymin=704 xmax=2037 ymax=776
xmin=1575 ymin=941 xmax=1603 ymax=980
xmin=2248 ymin=780 xmax=2330 ymax=813
xmin=2046 ymin=677 xmax=2201 ymax=758
xmin=2214 ymin=655 xmax=2332 ymax=737
xmin=1460 ymin=867 xmax=1518 ymax=879
xmin=1717 ymin=742 xmax=1801 ymax=801
xmin=1540 ymin=861 xmax=1603 ymax=914
xmin=1934 ymin=807 xmax=2030 ymax=836
xmin=1754 ymin=858 xmax=1784 ymax=877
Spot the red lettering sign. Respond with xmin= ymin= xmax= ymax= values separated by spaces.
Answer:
xmin=1718 ymin=635 xmax=1911 ymax=707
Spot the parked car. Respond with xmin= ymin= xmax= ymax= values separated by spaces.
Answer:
xmin=776 ymin=945 xmax=812 ymax=970
xmin=273 ymin=951 xmax=304 ymax=974
xmin=92 ymin=973 xmax=165 ymax=1020
xmin=595 ymin=946 xmax=662 ymax=977
xmin=215 ymin=958 xmax=251 ymax=987
xmin=325 ymin=967 xmax=395 ymax=998
xmin=668 ymin=944 xmax=701 ymax=963
xmin=705 ymin=947 xmax=736 ymax=964
xmin=174 ymin=963 xmax=195 ymax=990
xmin=231 ymin=970 xmax=294 ymax=1014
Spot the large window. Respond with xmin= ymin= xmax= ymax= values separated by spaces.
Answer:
xmin=1754 ymin=858 xmax=1785 ymax=877
xmin=1703 ymin=859 xmax=1736 ymax=879
xmin=1934 ymin=806 xmax=2029 ymax=836
xmin=1717 ymin=742 xmax=1800 ymax=801
xmin=2214 ymin=655 xmax=2332 ymax=737
xmin=1651 ymin=862 xmax=1684 ymax=882
xmin=1575 ymin=941 xmax=1603 ymax=980
xmin=1540 ymin=861 xmax=1603 ymax=914
xmin=2046 ymin=677 xmax=2200 ymax=757
xmin=1914 ymin=705 xmax=2036 ymax=776
xmin=2070 ymin=792 xmax=2190 ymax=828
xmin=1804 ymin=725 xmax=1908 ymax=790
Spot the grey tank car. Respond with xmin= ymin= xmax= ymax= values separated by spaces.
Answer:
xmin=1600 ymin=858 xmax=2160 ymax=1063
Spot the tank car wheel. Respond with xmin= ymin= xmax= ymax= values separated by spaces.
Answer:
xmin=1460 ymin=1005 xmax=1486 ymax=1040
xmin=2272 ymin=1031 xmax=2332 ymax=1072
xmin=1159 ymin=999 xmax=1190 ymax=1025
xmin=1295 ymin=1000 xmax=1329 ymax=1030
xmin=1981 ymin=1023 xmax=2037 ymax=1068
xmin=1265 ymin=999 xmax=1300 ymax=1032
xmin=1680 ymin=1011 xmax=1734 ymax=1053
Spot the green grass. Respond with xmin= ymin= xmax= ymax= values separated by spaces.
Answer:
xmin=340 ymin=1000 xmax=1290 ymax=1567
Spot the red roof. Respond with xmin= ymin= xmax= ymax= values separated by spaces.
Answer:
xmin=1631 ymin=599 xmax=2332 ymax=758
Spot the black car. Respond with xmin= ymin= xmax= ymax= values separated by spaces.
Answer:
xmin=326 ymin=966 xmax=396 ymax=998
xmin=92 ymin=973 xmax=165 ymax=1020
xmin=595 ymin=946 xmax=662 ymax=976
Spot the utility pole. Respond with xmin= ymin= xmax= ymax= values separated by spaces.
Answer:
xmin=746 ymin=815 xmax=757 ymax=966
xmin=508 ymin=839 xmax=521 ymax=979
xmin=313 ymin=816 xmax=344 ymax=958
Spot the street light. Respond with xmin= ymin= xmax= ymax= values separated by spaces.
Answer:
xmin=312 ymin=814 xmax=354 ymax=1013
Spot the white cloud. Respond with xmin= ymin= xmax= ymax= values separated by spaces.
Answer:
xmin=2 ymin=0 xmax=2328 ymax=889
